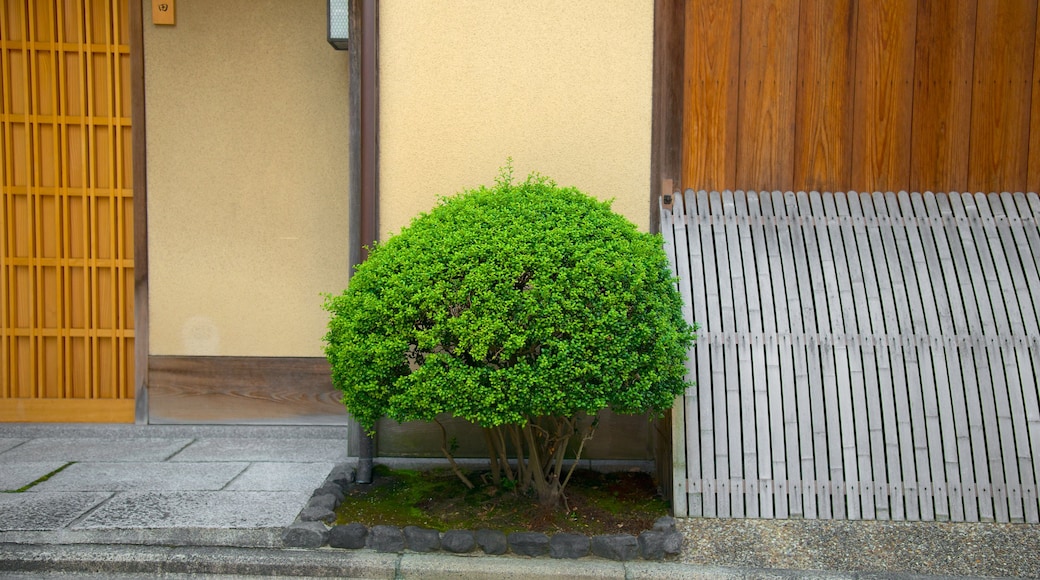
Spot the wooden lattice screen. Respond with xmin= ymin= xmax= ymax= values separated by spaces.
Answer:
xmin=664 ymin=190 xmax=1040 ymax=523
xmin=1 ymin=0 xmax=134 ymax=422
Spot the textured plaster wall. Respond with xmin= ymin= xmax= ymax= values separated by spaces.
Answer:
xmin=377 ymin=1 xmax=657 ymax=459
xmin=379 ymin=0 xmax=654 ymax=239
xmin=145 ymin=0 xmax=351 ymax=356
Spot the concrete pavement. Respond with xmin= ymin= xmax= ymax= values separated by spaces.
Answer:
xmin=0 ymin=424 xmax=1032 ymax=579
xmin=0 ymin=424 xmax=345 ymax=550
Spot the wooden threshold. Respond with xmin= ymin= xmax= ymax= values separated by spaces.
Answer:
xmin=0 ymin=398 xmax=135 ymax=423
xmin=147 ymin=356 xmax=347 ymax=425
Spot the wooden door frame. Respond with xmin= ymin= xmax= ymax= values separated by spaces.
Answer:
xmin=649 ymin=0 xmax=685 ymax=236
xmin=129 ymin=0 xmax=149 ymax=423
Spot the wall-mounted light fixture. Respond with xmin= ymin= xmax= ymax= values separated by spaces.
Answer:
xmin=328 ymin=0 xmax=349 ymax=50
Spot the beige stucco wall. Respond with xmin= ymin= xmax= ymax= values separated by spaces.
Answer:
xmin=379 ymin=0 xmax=654 ymax=239
xmin=145 ymin=0 xmax=351 ymax=357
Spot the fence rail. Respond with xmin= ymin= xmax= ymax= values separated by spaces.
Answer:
xmin=663 ymin=190 xmax=1040 ymax=522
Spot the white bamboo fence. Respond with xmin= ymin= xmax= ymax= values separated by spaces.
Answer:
xmin=663 ymin=190 xmax=1040 ymax=522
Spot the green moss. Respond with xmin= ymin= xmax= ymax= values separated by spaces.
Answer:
xmin=2 ymin=462 xmax=74 ymax=493
xmin=334 ymin=466 xmax=669 ymax=535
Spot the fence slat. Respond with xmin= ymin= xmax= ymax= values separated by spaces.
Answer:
xmin=822 ymin=192 xmax=863 ymax=519
xmin=910 ymin=192 xmax=960 ymax=521
xmin=717 ymin=190 xmax=743 ymax=518
xmin=767 ymin=190 xmax=800 ymax=518
xmin=703 ymin=190 xmax=726 ymax=518
xmin=686 ymin=191 xmax=712 ymax=519
xmin=783 ymin=191 xmax=817 ymax=518
xmin=662 ymin=193 xmax=687 ymax=518
xmin=735 ymin=192 xmax=770 ymax=517
xmin=746 ymin=191 xmax=779 ymax=518
xmin=889 ymin=191 xmax=935 ymax=521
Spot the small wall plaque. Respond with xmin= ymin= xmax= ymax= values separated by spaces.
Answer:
xmin=153 ymin=0 xmax=175 ymax=25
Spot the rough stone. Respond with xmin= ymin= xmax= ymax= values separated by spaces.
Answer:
xmin=508 ymin=532 xmax=550 ymax=557
xmin=328 ymin=523 xmax=368 ymax=549
xmin=367 ymin=525 xmax=405 ymax=553
xmin=591 ymin=534 xmax=639 ymax=561
xmin=281 ymin=521 xmax=328 ymax=548
xmin=312 ymin=483 xmax=345 ymax=503
xmin=638 ymin=530 xmax=684 ymax=560
xmin=440 ymin=530 xmax=476 ymax=553
xmin=306 ymin=493 xmax=338 ymax=512
xmin=326 ymin=464 xmax=355 ymax=489
xmin=297 ymin=506 xmax=336 ymax=524
xmin=549 ymin=533 xmax=590 ymax=559
xmin=404 ymin=526 xmax=441 ymax=552
xmin=475 ymin=529 xmax=508 ymax=555
xmin=653 ymin=516 xmax=677 ymax=532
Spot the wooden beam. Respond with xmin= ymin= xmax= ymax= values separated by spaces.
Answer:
xmin=0 ymin=398 xmax=135 ymax=423
xmin=650 ymin=0 xmax=685 ymax=234
xmin=129 ymin=0 xmax=149 ymax=424
xmin=348 ymin=0 xmax=378 ymax=479
xmin=147 ymin=356 xmax=347 ymax=424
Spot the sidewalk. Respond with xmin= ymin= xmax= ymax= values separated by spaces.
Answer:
xmin=0 ymin=424 xmax=346 ymax=549
xmin=0 ymin=424 xmax=1034 ymax=579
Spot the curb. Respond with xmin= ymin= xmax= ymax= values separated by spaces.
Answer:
xmin=2 ymin=543 xmax=1000 ymax=579
xmin=284 ymin=463 xmax=684 ymax=562
xmin=0 ymin=543 xmax=854 ymax=579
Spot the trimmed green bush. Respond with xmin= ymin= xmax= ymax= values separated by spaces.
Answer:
xmin=324 ymin=167 xmax=695 ymax=506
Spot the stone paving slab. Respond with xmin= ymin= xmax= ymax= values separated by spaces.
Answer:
xmin=0 ymin=462 xmax=67 ymax=491
xmin=0 ymin=544 xmax=400 ymax=579
xmin=0 ymin=438 xmax=27 ymax=454
xmin=397 ymin=552 xmax=626 ymax=579
xmin=0 ymin=438 xmax=192 ymax=462
xmin=0 ymin=527 xmax=286 ymax=548
xmin=71 ymin=490 xmax=311 ymax=529
xmin=30 ymin=462 xmax=249 ymax=492
xmin=225 ymin=462 xmax=335 ymax=491
xmin=169 ymin=438 xmax=349 ymax=463
xmin=0 ymin=492 xmax=112 ymax=531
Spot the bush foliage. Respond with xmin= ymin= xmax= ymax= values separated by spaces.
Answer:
xmin=323 ymin=168 xmax=695 ymax=505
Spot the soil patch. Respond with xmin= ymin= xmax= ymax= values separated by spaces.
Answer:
xmin=334 ymin=465 xmax=668 ymax=535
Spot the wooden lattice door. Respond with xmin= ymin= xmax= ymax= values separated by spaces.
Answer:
xmin=1 ymin=0 xmax=134 ymax=422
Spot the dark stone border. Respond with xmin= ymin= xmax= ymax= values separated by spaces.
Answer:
xmin=282 ymin=463 xmax=684 ymax=561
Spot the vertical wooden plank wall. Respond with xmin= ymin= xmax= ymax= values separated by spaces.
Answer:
xmin=682 ymin=0 xmax=739 ymax=191
xmin=968 ymin=0 xmax=1036 ymax=194
xmin=1031 ymin=3 xmax=1040 ymax=192
xmin=910 ymin=0 xmax=975 ymax=193
xmin=682 ymin=0 xmax=1040 ymax=195
xmin=735 ymin=0 xmax=798 ymax=192
xmin=1 ymin=0 xmax=134 ymax=422
xmin=851 ymin=0 xmax=916 ymax=193
xmin=793 ymin=0 xmax=856 ymax=193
